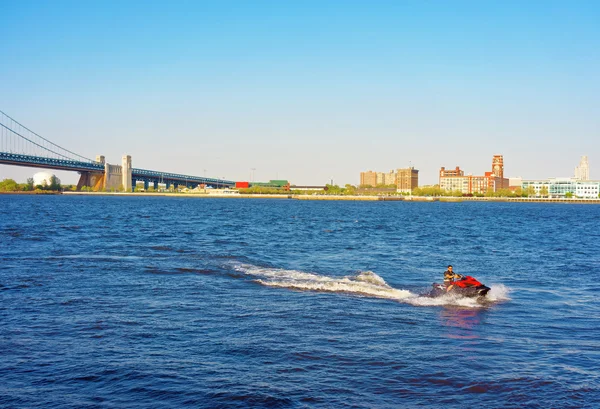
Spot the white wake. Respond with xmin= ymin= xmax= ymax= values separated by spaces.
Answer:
xmin=233 ymin=264 xmax=414 ymax=301
xmin=231 ymin=264 xmax=510 ymax=308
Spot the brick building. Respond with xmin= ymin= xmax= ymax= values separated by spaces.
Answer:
xmin=360 ymin=171 xmax=378 ymax=187
xmin=396 ymin=168 xmax=419 ymax=192
xmin=439 ymin=155 xmax=509 ymax=194
xmin=360 ymin=168 xmax=419 ymax=191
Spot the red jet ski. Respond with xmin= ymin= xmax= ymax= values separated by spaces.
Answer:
xmin=429 ymin=275 xmax=490 ymax=298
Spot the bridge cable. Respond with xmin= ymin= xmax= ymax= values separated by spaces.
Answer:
xmin=0 ymin=110 xmax=95 ymax=162
xmin=0 ymin=123 xmax=79 ymax=162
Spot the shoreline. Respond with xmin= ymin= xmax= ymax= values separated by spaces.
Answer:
xmin=2 ymin=191 xmax=599 ymax=203
xmin=52 ymin=191 xmax=600 ymax=203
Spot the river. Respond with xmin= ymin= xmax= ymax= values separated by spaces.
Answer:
xmin=1 ymin=195 xmax=598 ymax=408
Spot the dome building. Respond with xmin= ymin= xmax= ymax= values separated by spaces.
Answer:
xmin=33 ymin=171 xmax=55 ymax=187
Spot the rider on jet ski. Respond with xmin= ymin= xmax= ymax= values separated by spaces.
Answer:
xmin=443 ymin=265 xmax=462 ymax=292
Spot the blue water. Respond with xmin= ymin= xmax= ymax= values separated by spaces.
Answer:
xmin=1 ymin=196 xmax=599 ymax=408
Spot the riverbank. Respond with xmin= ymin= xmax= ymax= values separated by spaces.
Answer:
xmin=0 ymin=191 xmax=61 ymax=195
xmin=59 ymin=191 xmax=600 ymax=203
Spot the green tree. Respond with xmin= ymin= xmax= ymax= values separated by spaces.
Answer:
xmin=539 ymin=186 xmax=549 ymax=197
xmin=325 ymin=184 xmax=343 ymax=195
xmin=344 ymin=184 xmax=357 ymax=195
xmin=494 ymin=188 xmax=512 ymax=197
xmin=565 ymin=192 xmax=573 ymax=198
xmin=48 ymin=175 xmax=61 ymax=191
xmin=0 ymin=178 xmax=19 ymax=192
xmin=526 ymin=186 xmax=536 ymax=197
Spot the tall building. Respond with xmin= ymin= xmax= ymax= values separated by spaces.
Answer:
xmin=360 ymin=171 xmax=377 ymax=187
xmin=439 ymin=166 xmax=466 ymax=192
xmin=360 ymin=168 xmax=417 ymax=189
xmin=574 ymin=156 xmax=590 ymax=180
xmin=396 ymin=168 xmax=419 ymax=192
xmin=492 ymin=155 xmax=504 ymax=178
xmin=439 ymin=155 xmax=509 ymax=194
xmin=383 ymin=170 xmax=397 ymax=186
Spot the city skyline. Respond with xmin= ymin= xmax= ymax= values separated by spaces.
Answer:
xmin=1 ymin=1 xmax=599 ymax=185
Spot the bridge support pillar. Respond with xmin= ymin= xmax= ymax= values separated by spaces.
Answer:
xmin=122 ymin=155 xmax=132 ymax=192
xmin=153 ymin=181 xmax=158 ymax=191
xmin=166 ymin=181 xmax=171 ymax=190
xmin=144 ymin=180 xmax=149 ymax=191
xmin=173 ymin=183 xmax=179 ymax=190
xmin=77 ymin=171 xmax=104 ymax=191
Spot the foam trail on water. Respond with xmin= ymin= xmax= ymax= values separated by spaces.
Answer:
xmin=232 ymin=264 xmax=510 ymax=308
xmin=233 ymin=264 xmax=414 ymax=301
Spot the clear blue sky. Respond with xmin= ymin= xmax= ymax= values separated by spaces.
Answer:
xmin=1 ymin=0 xmax=599 ymax=185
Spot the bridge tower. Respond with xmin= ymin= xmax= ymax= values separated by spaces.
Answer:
xmin=122 ymin=155 xmax=132 ymax=192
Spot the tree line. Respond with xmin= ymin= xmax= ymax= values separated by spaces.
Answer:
xmin=0 ymin=176 xmax=66 ymax=192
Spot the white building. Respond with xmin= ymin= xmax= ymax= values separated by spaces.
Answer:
xmin=521 ymin=178 xmax=600 ymax=198
xmin=33 ymin=171 xmax=55 ymax=186
xmin=574 ymin=156 xmax=590 ymax=180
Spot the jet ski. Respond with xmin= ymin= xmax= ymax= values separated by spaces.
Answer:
xmin=429 ymin=275 xmax=490 ymax=298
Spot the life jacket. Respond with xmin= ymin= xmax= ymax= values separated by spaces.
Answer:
xmin=443 ymin=270 xmax=456 ymax=285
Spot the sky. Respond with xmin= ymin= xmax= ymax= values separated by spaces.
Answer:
xmin=1 ymin=0 xmax=599 ymax=186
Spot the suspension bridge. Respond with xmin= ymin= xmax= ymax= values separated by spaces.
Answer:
xmin=0 ymin=110 xmax=235 ymax=191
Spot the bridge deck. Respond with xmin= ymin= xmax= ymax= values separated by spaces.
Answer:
xmin=1 ymin=152 xmax=234 ymax=186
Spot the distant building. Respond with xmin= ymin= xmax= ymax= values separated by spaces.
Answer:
xmin=360 ymin=170 xmax=396 ymax=187
xmin=574 ymin=156 xmax=590 ymax=180
xmin=440 ymin=166 xmax=464 ymax=177
xmin=492 ymin=154 xmax=504 ymax=179
xmin=509 ymin=177 xmax=523 ymax=188
xmin=360 ymin=171 xmax=378 ymax=187
xmin=360 ymin=168 xmax=418 ymax=189
xmin=439 ymin=155 xmax=509 ymax=194
xmin=396 ymin=168 xmax=419 ymax=192
xmin=250 ymin=180 xmax=291 ymax=190
xmin=522 ymin=178 xmax=600 ymax=198
xmin=33 ymin=171 xmax=55 ymax=187
xmin=383 ymin=170 xmax=396 ymax=185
